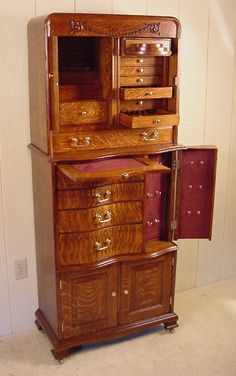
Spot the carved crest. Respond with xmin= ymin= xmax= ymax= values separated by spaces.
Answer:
xmin=69 ymin=20 xmax=161 ymax=36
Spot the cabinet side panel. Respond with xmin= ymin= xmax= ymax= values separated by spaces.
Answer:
xmin=31 ymin=151 xmax=58 ymax=334
xmin=28 ymin=17 xmax=49 ymax=153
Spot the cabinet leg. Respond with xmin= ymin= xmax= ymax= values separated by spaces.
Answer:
xmin=51 ymin=348 xmax=70 ymax=362
xmin=164 ymin=321 xmax=179 ymax=333
xmin=35 ymin=319 xmax=44 ymax=333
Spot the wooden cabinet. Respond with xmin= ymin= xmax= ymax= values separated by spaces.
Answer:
xmin=28 ymin=13 xmax=216 ymax=361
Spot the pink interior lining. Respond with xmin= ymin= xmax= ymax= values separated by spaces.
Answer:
xmin=73 ymin=158 xmax=145 ymax=172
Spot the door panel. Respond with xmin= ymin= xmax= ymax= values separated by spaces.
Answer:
xmin=120 ymin=254 xmax=173 ymax=324
xmin=175 ymin=147 xmax=217 ymax=239
xmin=60 ymin=264 xmax=118 ymax=338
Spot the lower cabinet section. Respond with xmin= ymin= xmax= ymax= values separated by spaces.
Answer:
xmin=58 ymin=250 xmax=176 ymax=341
xmin=120 ymin=254 xmax=173 ymax=324
xmin=60 ymin=264 xmax=118 ymax=338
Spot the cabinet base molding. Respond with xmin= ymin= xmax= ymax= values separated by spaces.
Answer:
xmin=35 ymin=309 xmax=179 ymax=361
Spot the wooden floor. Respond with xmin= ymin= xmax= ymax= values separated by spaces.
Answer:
xmin=0 ymin=277 xmax=236 ymax=375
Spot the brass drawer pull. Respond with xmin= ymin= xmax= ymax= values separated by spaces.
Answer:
xmin=95 ymin=238 xmax=111 ymax=251
xmin=70 ymin=137 xmax=91 ymax=148
xmin=79 ymin=111 xmax=87 ymax=115
xmin=95 ymin=190 xmax=111 ymax=203
xmin=123 ymin=289 xmax=129 ymax=295
xmin=153 ymin=119 xmax=161 ymax=124
xmin=136 ymin=78 xmax=144 ymax=83
xmin=141 ymin=131 xmax=159 ymax=141
xmin=95 ymin=210 xmax=112 ymax=224
xmin=137 ymin=59 xmax=144 ymax=63
xmin=111 ymin=291 xmax=117 ymax=297
xmin=137 ymin=100 xmax=144 ymax=105
xmin=145 ymin=91 xmax=153 ymax=96
xmin=136 ymin=68 xmax=144 ymax=73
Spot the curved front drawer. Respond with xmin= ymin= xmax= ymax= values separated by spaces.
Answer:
xmin=58 ymin=224 xmax=143 ymax=265
xmin=58 ymin=202 xmax=143 ymax=233
xmin=52 ymin=127 xmax=173 ymax=153
xmin=58 ymin=182 xmax=144 ymax=209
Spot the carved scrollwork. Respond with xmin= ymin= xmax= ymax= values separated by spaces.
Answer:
xmin=70 ymin=20 xmax=84 ymax=34
xmin=69 ymin=20 xmax=161 ymax=36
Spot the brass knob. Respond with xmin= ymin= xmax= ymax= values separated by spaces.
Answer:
xmin=137 ymin=59 xmax=144 ymax=63
xmin=112 ymin=291 xmax=117 ymax=297
xmin=136 ymin=78 xmax=144 ymax=83
xmin=145 ymin=91 xmax=153 ymax=96
xmin=122 ymin=173 xmax=130 ymax=180
xmin=79 ymin=111 xmax=87 ymax=115
xmin=124 ymin=290 xmax=129 ymax=295
xmin=137 ymin=100 xmax=144 ymax=105
xmin=137 ymin=68 xmax=144 ymax=73
xmin=153 ymin=119 xmax=161 ymax=123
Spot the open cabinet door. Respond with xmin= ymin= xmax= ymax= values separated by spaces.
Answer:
xmin=174 ymin=146 xmax=217 ymax=240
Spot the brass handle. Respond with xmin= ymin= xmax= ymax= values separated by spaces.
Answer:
xmin=137 ymin=59 xmax=144 ymax=63
xmin=95 ymin=211 xmax=112 ymax=224
xmin=79 ymin=111 xmax=87 ymax=115
xmin=95 ymin=238 xmax=111 ymax=251
xmin=145 ymin=91 xmax=153 ymax=96
xmin=153 ymin=119 xmax=161 ymax=124
xmin=123 ymin=290 xmax=129 ymax=295
xmin=136 ymin=78 xmax=144 ymax=83
xmin=112 ymin=291 xmax=117 ymax=297
xmin=137 ymin=100 xmax=144 ymax=105
xmin=141 ymin=131 xmax=159 ymax=141
xmin=71 ymin=137 xmax=91 ymax=148
xmin=136 ymin=68 xmax=144 ymax=73
xmin=122 ymin=173 xmax=130 ymax=180
xmin=95 ymin=190 xmax=111 ymax=203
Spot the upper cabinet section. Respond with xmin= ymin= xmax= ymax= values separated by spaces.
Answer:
xmin=28 ymin=13 xmax=180 ymax=155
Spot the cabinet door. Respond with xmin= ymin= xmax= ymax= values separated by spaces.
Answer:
xmin=60 ymin=264 xmax=118 ymax=338
xmin=175 ymin=147 xmax=217 ymax=239
xmin=120 ymin=254 xmax=174 ymax=325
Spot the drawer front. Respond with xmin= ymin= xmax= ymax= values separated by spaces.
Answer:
xmin=120 ymin=99 xmax=157 ymax=111
xmin=58 ymin=202 xmax=143 ymax=233
xmin=59 ymin=101 xmax=107 ymax=125
xmin=58 ymin=224 xmax=143 ymax=265
xmin=120 ymin=87 xmax=173 ymax=100
xmin=58 ymin=182 xmax=144 ymax=209
xmin=120 ymin=66 xmax=163 ymax=77
xmin=122 ymin=38 xmax=172 ymax=56
xmin=52 ymin=127 xmax=173 ymax=153
xmin=120 ymin=113 xmax=179 ymax=129
xmin=120 ymin=76 xmax=162 ymax=87
xmin=120 ymin=57 xmax=163 ymax=66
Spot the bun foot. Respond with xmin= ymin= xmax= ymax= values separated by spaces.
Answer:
xmin=51 ymin=348 xmax=70 ymax=362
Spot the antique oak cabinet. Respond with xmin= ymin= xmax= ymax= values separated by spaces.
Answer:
xmin=28 ymin=13 xmax=217 ymax=361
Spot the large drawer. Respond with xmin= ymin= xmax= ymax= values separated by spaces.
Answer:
xmin=58 ymin=224 xmax=143 ymax=265
xmin=58 ymin=182 xmax=144 ymax=209
xmin=58 ymin=202 xmax=143 ymax=233
xmin=52 ymin=127 xmax=173 ymax=153
xmin=59 ymin=100 xmax=107 ymax=126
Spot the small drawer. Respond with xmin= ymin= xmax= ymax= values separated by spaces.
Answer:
xmin=120 ymin=57 xmax=163 ymax=66
xmin=58 ymin=202 xmax=143 ymax=233
xmin=57 ymin=182 xmax=144 ymax=209
xmin=59 ymin=100 xmax=107 ymax=126
xmin=120 ymin=87 xmax=173 ymax=100
xmin=120 ymin=111 xmax=180 ymax=129
xmin=120 ymin=99 xmax=157 ymax=111
xmin=120 ymin=76 xmax=162 ymax=87
xmin=121 ymin=38 xmax=172 ymax=56
xmin=58 ymin=224 xmax=143 ymax=265
xmin=120 ymin=66 xmax=163 ymax=77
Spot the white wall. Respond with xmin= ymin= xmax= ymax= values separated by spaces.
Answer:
xmin=0 ymin=0 xmax=235 ymax=335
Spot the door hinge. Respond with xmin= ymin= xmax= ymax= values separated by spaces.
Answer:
xmin=172 ymin=159 xmax=180 ymax=171
xmin=171 ymin=257 xmax=175 ymax=267
xmin=171 ymin=219 xmax=177 ymax=230
xmin=170 ymin=296 xmax=173 ymax=306
xmin=61 ymin=322 xmax=64 ymax=332
xmin=174 ymin=76 xmax=178 ymax=86
xmin=59 ymin=280 xmax=63 ymax=290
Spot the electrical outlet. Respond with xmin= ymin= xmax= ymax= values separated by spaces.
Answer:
xmin=15 ymin=258 xmax=28 ymax=280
